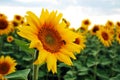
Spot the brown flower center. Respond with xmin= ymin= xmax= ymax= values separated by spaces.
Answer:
xmin=38 ymin=27 xmax=65 ymax=53
xmin=12 ymin=21 xmax=18 ymax=27
xmin=84 ymin=20 xmax=89 ymax=25
xmin=93 ymin=26 xmax=99 ymax=33
xmin=15 ymin=15 xmax=21 ymax=20
xmin=7 ymin=37 xmax=13 ymax=42
xmin=74 ymin=38 xmax=80 ymax=44
xmin=0 ymin=18 xmax=8 ymax=30
xmin=118 ymin=34 xmax=120 ymax=39
xmin=0 ymin=14 xmax=3 ymax=17
xmin=108 ymin=21 xmax=112 ymax=26
xmin=117 ymin=22 xmax=120 ymax=27
xmin=102 ymin=32 xmax=109 ymax=40
xmin=0 ymin=62 xmax=10 ymax=74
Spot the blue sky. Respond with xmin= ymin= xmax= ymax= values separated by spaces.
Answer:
xmin=0 ymin=0 xmax=120 ymax=28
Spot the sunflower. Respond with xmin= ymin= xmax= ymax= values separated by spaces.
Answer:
xmin=105 ymin=20 xmax=114 ymax=29
xmin=0 ymin=17 xmax=13 ymax=35
xmin=0 ymin=13 xmax=7 ymax=19
xmin=104 ymin=20 xmax=115 ymax=35
xmin=7 ymin=36 xmax=14 ymax=43
xmin=96 ymin=27 xmax=113 ymax=47
xmin=13 ymin=15 xmax=24 ymax=24
xmin=17 ymin=9 xmax=81 ymax=73
xmin=11 ymin=20 xmax=19 ymax=27
xmin=74 ymin=32 xmax=86 ymax=52
xmin=80 ymin=19 xmax=91 ymax=33
xmin=116 ymin=30 xmax=120 ymax=44
xmin=81 ymin=19 xmax=91 ymax=27
xmin=90 ymin=24 xmax=100 ymax=35
xmin=116 ymin=21 xmax=120 ymax=30
xmin=0 ymin=56 xmax=17 ymax=80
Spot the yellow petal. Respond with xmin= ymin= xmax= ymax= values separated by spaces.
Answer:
xmin=46 ymin=54 xmax=57 ymax=73
xmin=27 ymin=11 xmax=40 ymax=27
xmin=60 ymin=48 xmax=76 ymax=59
xmin=29 ymin=40 xmax=42 ymax=49
xmin=64 ymin=43 xmax=81 ymax=53
xmin=34 ymin=50 xmax=49 ymax=65
xmin=17 ymin=27 xmax=38 ymax=41
xmin=56 ymin=53 xmax=73 ymax=66
xmin=25 ymin=15 xmax=40 ymax=30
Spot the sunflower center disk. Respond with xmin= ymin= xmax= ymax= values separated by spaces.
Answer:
xmin=45 ymin=34 xmax=55 ymax=45
xmin=0 ymin=62 xmax=10 ymax=74
xmin=15 ymin=15 xmax=21 ymax=20
xmin=118 ymin=34 xmax=120 ymax=38
xmin=109 ymin=22 xmax=112 ymax=26
xmin=84 ymin=21 xmax=89 ymax=25
xmin=102 ymin=32 xmax=109 ymax=40
xmin=93 ymin=27 xmax=99 ymax=33
xmin=117 ymin=22 xmax=120 ymax=26
xmin=0 ymin=19 xmax=8 ymax=30
xmin=38 ymin=27 xmax=64 ymax=53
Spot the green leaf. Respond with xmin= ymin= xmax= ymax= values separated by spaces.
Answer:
xmin=4 ymin=43 xmax=13 ymax=47
xmin=112 ymin=65 xmax=120 ymax=72
xmin=78 ymin=71 xmax=88 ymax=76
xmin=64 ymin=70 xmax=77 ymax=80
xmin=99 ymin=57 xmax=112 ymax=65
xmin=86 ymin=57 xmax=99 ymax=67
xmin=78 ymin=66 xmax=88 ymax=72
xmin=22 ymin=55 xmax=33 ymax=61
xmin=14 ymin=39 xmax=35 ymax=54
xmin=110 ymin=74 xmax=120 ymax=80
xmin=96 ymin=69 xmax=109 ymax=79
xmin=5 ymin=69 xmax=30 ymax=80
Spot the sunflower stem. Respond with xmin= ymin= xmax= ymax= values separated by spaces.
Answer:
xmin=33 ymin=64 xmax=39 ymax=80
xmin=33 ymin=50 xmax=39 ymax=80
xmin=93 ymin=51 xmax=98 ymax=80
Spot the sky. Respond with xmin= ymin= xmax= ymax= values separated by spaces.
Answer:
xmin=0 ymin=0 xmax=120 ymax=29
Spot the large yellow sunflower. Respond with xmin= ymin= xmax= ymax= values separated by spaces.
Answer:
xmin=17 ymin=9 xmax=81 ymax=73
xmin=0 ymin=56 xmax=17 ymax=80
xmin=96 ymin=27 xmax=113 ymax=47
xmin=0 ymin=17 xmax=13 ymax=35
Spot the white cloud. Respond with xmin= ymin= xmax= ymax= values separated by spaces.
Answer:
xmin=14 ymin=0 xmax=58 ymax=5
xmin=0 ymin=6 xmax=42 ymax=20
xmin=65 ymin=0 xmax=77 ymax=4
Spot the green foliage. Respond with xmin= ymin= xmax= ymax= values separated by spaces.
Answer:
xmin=5 ymin=69 xmax=30 ymax=80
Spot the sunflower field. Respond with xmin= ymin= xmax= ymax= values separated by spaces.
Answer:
xmin=0 ymin=9 xmax=120 ymax=80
